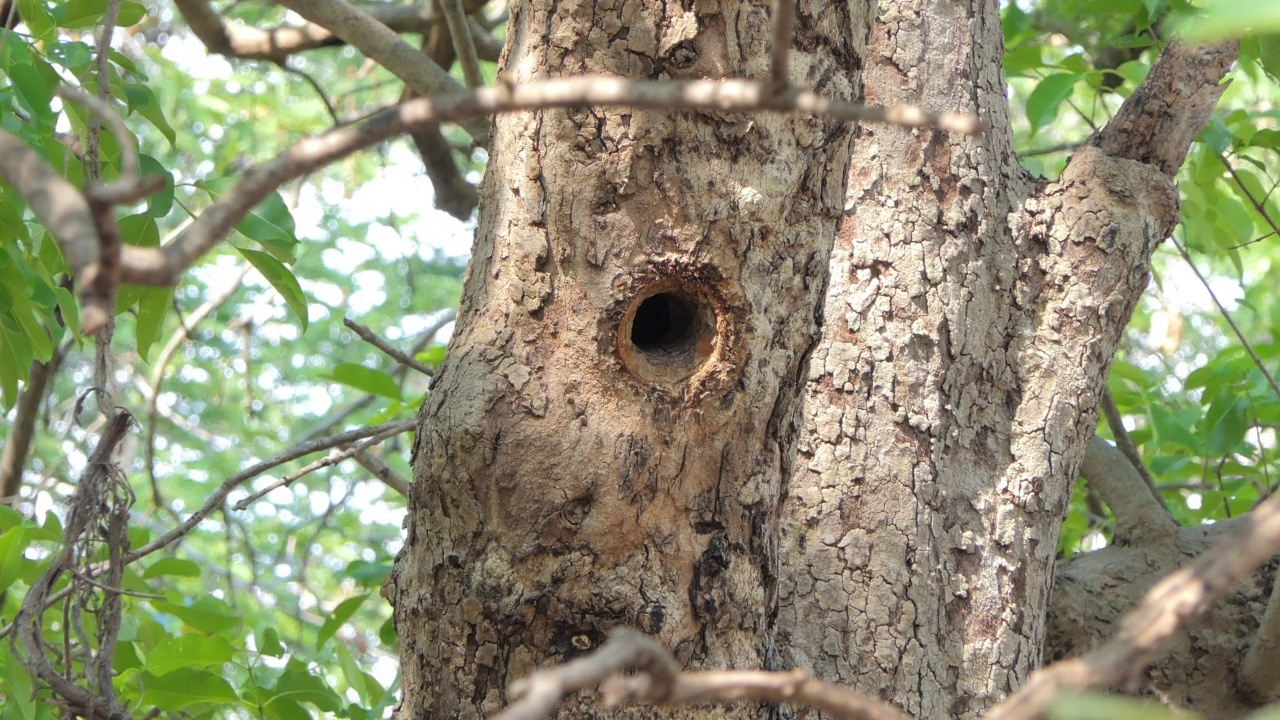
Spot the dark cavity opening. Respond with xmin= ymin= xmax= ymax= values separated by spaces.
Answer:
xmin=630 ymin=292 xmax=695 ymax=352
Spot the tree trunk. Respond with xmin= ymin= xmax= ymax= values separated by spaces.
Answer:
xmin=388 ymin=0 xmax=1237 ymax=715
xmin=776 ymin=3 xmax=1232 ymax=719
xmin=386 ymin=0 xmax=868 ymax=717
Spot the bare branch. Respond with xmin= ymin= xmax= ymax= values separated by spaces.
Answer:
xmin=440 ymin=0 xmax=484 ymax=88
xmin=14 ymin=411 xmax=134 ymax=720
xmin=232 ymin=420 xmax=413 ymax=510
xmin=1241 ymin=568 xmax=1280 ymax=703
xmin=273 ymin=0 xmax=488 ymax=140
xmin=1100 ymin=389 xmax=1169 ymax=513
xmin=407 ymin=28 xmax=478 ymax=219
xmin=55 ymin=86 xmax=138 ymax=178
xmin=1089 ymin=40 xmax=1237 ymax=176
xmin=116 ymin=76 xmax=981 ymax=288
xmin=1080 ymin=436 xmax=1177 ymax=545
xmin=770 ymin=0 xmax=795 ymax=88
xmin=174 ymin=0 xmax=492 ymax=62
xmin=986 ymin=487 xmax=1280 ymax=720
xmin=493 ymin=627 xmax=913 ymax=720
xmin=0 ymin=355 xmax=60 ymax=502
xmin=344 ymin=317 xmax=435 ymax=376
xmin=124 ymin=419 xmax=416 ymax=564
xmin=350 ymin=449 xmax=412 ymax=496
xmin=1171 ymin=237 xmax=1280 ymax=405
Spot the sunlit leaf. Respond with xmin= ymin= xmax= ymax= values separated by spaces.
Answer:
xmin=317 ymin=594 xmax=369 ymax=649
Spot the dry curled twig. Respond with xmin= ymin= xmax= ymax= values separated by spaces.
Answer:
xmin=492 ymin=627 xmax=913 ymax=720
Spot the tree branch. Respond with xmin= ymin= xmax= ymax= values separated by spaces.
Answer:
xmin=1089 ymin=39 xmax=1237 ymax=176
xmin=272 ymin=0 xmax=489 ymax=141
xmin=343 ymin=317 xmax=435 ymax=376
xmin=986 ymin=482 xmax=1280 ymax=720
xmin=113 ymin=75 xmax=980 ymax=288
xmin=174 ymin=0 xmax=486 ymax=62
xmin=1099 ymin=389 xmax=1169 ymax=513
xmin=1240 ymin=567 xmax=1280 ymax=703
xmin=0 ymin=356 xmax=59 ymax=503
xmin=492 ymin=627 xmax=913 ymax=720
xmin=439 ymin=0 xmax=484 ymax=88
xmin=1080 ymin=436 xmax=1177 ymax=545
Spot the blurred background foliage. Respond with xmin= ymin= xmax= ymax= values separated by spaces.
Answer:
xmin=0 ymin=0 xmax=1277 ymax=718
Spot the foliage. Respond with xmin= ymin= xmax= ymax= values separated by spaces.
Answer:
xmin=0 ymin=0 xmax=1277 ymax=717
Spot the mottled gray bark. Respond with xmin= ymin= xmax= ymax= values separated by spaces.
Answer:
xmin=387 ymin=0 xmax=868 ymax=717
xmin=776 ymin=5 xmax=1233 ymax=720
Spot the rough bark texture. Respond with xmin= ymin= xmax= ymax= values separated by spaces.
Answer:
xmin=387 ymin=0 xmax=868 ymax=717
xmin=775 ymin=3 xmax=1226 ymax=719
xmin=1045 ymin=518 xmax=1280 ymax=719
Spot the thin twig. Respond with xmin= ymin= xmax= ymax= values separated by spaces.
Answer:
xmin=1100 ymin=388 xmax=1169 ymax=512
xmin=273 ymin=0 xmax=486 ymax=140
xmin=1171 ymin=236 xmax=1280 ymax=404
xmin=111 ymin=75 xmax=981 ymax=289
xmin=1219 ymin=152 xmax=1280 ymax=248
xmin=344 ymin=317 xmax=435 ymax=376
xmin=55 ymin=86 xmax=138 ymax=178
xmin=350 ymin=449 xmax=411 ymax=496
xmin=232 ymin=420 xmax=413 ymax=510
xmin=770 ymin=0 xmax=796 ymax=88
xmin=492 ymin=627 xmax=913 ymax=720
xmin=144 ymin=265 xmax=251 ymax=517
xmin=125 ymin=419 xmax=416 ymax=564
xmin=440 ymin=0 xmax=484 ymax=88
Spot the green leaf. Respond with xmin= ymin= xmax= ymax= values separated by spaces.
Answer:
xmin=275 ymin=662 xmax=343 ymax=712
xmin=52 ymin=0 xmax=147 ymax=29
xmin=9 ymin=63 xmax=54 ymax=128
xmin=138 ymin=154 xmax=175 ymax=217
xmin=140 ymin=668 xmax=238 ymax=711
xmin=421 ymin=345 xmax=447 ymax=367
xmin=0 ymin=526 xmax=28 ymax=594
xmin=256 ymin=626 xmax=286 ymax=658
xmin=1260 ymin=34 xmax=1280 ymax=80
xmin=1176 ymin=2 xmax=1280 ymax=42
xmin=317 ymin=594 xmax=369 ymax=649
xmin=2 ymin=645 xmax=36 ymax=720
xmin=328 ymin=363 xmax=401 ymax=401
xmin=1051 ymin=692 xmax=1198 ymax=719
xmin=1200 ymin=390 xmax=1248 ymax=456
xmin=378 ymin=616 xmax=397 ymax=646
xmin=152 ymin=595 xmax=241 ymax=633
xmin=145 ymin=635 xmax=234 ymax=676
xmin=345 ymin=559 xmax=392 ymax=588
xmin=125 ymin=84 xmax=177 ymax=147
xmin=142 ymin=557 xmax=202 ymax=579
xmin=16 ymin=0 xmax=56 ymax=40
xmin=198 ymin=178 xmax=299 ymax=261
xmin=237 ymin=248 xmax=310 ymax=332
xmin=1026 ymin=74 xmax=1081 ymax=135
xmin=135 ymin=287 xmax=173 ymax=362
xmin=334 ymin=641 xmax=375 ymax=706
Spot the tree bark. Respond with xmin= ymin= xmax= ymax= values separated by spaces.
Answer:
xmin=776 ymin=4 xmax=1232 ymax=720
xmin=387 ymin=0 xmax=868 ymax=717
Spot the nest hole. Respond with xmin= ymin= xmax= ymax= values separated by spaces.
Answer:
xmin=619 ymin=284 xmax=717 ymax=385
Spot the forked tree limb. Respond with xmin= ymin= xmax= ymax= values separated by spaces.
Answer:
xmin=173 ymin=0 xmax=494 ymax=62
xmin=985 ymin=487 xmax=1280 ymax=720
xmin=272 ymin=0 xmax=488 ymax=141
xmin=1079 ymin=436 xmax=1177 ymax=545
